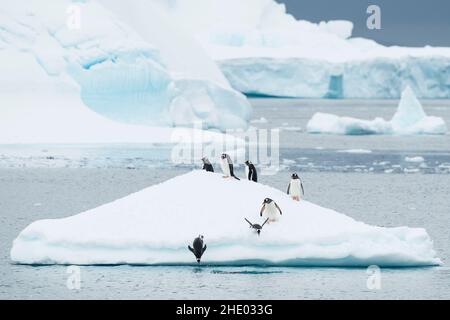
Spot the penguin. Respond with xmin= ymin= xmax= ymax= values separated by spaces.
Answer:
xmin=287 ymin=173 xmax=304 ymax=201
xmin=220 ymin=154 xmax=240 ymax=180
xmin=188 ymin=235 xmax=207 ymax=263
xmin=245 ymin=218 xmax=269 ymax=236
xmin=244 ymin=160 xmax=258 ymax=182
xmin=260 ymin=198 xmax=282 ymax=223
xmin=201 ymin=157 xmax=214 ymax=173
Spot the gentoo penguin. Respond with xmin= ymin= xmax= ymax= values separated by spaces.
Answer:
xmin=287 ymin=173 xmax=304 ymax=201
xmin=220 ymin=154 xmax=240 ymax=180
xmin=244 ymin=160 xmax=258 ymax=182
xmin=245 ymin=218 xmax=269 ymax=236
xmin=188 ymin=235 xmax=207 ymax=263
xmin=260 ymin=198 xmax=282 ymax=223
xmin=201 ymin=157 xmax=214 ymax=173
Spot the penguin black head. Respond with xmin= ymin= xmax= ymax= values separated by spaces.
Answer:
xmin=221 ymin=154 xmax=227 ymax=159
xmin=245 ymin=160 xmax=251 ymax=165
xmin=291 ymin=173 xmax=299 ymax=179
xmin=263 ymin=198 xmax=273 ymax=204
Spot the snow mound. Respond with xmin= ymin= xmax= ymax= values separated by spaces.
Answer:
xmin=151 ymin=0 xmax=450 ymax=98
xmin=11 ymin=171 xmax=441 ymax=267
xmin=0 ymin=0 xmax=251 ymax=133
xmin=306 ymin=87 xmax=448 ymax=135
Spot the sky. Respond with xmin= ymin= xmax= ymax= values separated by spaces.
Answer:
xmin=278 ymin=0 xmax=450 ymax=47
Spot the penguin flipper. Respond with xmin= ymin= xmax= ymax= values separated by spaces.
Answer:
xmin=245 ymin=218 xmax=253 ymax=227
xmin=188 ymin=245 xmax=194 ymax=254
xmin=287 ymin=184 xmax=290 ymax=195
xmin=301 ymin=183 xmax=305 ymax=196
xmin=261 ymin=218 xmax=269 ymax=228
xmin=202 ymin=245 xmax=207 ymax=254
xmin=274 ymin=202 xmax=283 ymax=215
xmin=260 ymin=204 xmax=265 ymax=217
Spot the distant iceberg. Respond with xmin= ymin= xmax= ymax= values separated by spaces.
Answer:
xmin=11 ymin=171 xmax=441 ymax=267
xmin=152 ymin=0 xmax=450 ymax=98
xmin=0 ymin=0 xmax=251 ymax=138
xmin=306 ymin=87 xmax=448 ymax=135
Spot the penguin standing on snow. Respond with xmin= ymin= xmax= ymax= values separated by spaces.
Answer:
xmin=244 ymin=160 xmax=258 ymax=182
xmin=188 ymin=235 xmax=207 ymax=263
xmin=260 ymin=198 xmax=282 ymax=223
xmin=201 ymin=157 xmax=214 ymax=173
xmin=287 ymin=173 xmax=304 ymax=201
xmin=220 ymin=154 xmax=240 ymax=180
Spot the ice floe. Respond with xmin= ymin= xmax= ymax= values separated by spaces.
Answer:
xmin=306 ymin=87 xmax=448 ymax=135
xmin=11 ymin=171 xmax=441 ymax=267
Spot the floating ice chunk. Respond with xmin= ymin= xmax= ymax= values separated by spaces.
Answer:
xmin=391 ymin=87 xmax=447 ymax=135
xmin=251 ymin=117 xmax=268 ymax=124
xmin=307 ymin=113 xmax=391 ymax=135
xmin=338 ymin=149 xmax=373 ymax=154
xmin=404 ymin=168 xmax=420 ymax=174
xmin=11 ymin=171 xmax=441 ymax=267
xmin=307 ymin=87 xmax=448 ymax=135
xmin=405 ymin=156 xmax=425 ymax=163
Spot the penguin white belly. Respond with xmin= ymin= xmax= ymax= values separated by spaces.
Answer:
xmin=220 ymin=159 xmax=231 ymax=176
xmin=263 ymin=203 xmax=280 ymax=221
xmin=289 ymin=180 xmax=301 ymax=197
xmin=245 ymin=166 xmax=249 ymax=179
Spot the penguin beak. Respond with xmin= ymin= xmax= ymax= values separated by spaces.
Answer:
xmin=197 ymin=258 xmax=201 ymax=263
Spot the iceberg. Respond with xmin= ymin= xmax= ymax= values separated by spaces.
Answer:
xmin=152 ymin=0 xmax=450 ymax=99
xmin=306 ymin=87 xmax=448 ymax=135
xmin=0 ymin=0 xmax=251 ymax=135
xmin=0 ymin=50 xmax=241 ymax=145
xmin=11 ymin=171 xmax=441 ymax=267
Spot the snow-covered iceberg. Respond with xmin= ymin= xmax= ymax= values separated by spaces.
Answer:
xmin=0 ymin=49 xmax=241 ymax=145
xmin=152 ymin=0 xmax=450 ymax=99
xmin=306 ymin=87 xmax=448 ymax=135
xmin=11 ymin=171 xmax=441 ymax=267
xmin=0 ymin=0 xmax=251 ymax=138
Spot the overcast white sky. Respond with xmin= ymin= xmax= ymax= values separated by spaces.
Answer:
xmin=278 ymin=0 xmax=450 ymax=47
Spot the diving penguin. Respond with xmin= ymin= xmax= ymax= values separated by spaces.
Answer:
xmin=220 ymin=154 xmax=240 ymax=180
xmin=188 ymin=235 xmax=207 ymax=263
xmin=260 ymin=198 xmax=282 ymax=223
xmin=287 ymin=173 xmax=304 ymax=201
xmin=245 ymin=218 xmax=269 ymax=236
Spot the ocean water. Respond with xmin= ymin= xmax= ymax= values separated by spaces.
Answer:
xmin=1 ymin=99 xmax=449 ymax=299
